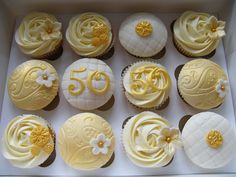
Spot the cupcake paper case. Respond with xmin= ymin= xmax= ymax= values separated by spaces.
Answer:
xmin=178 ymin=59 xmax=228 ymax=110
xmin=8 ymin=60 xmax=59 ymax=111
xmin=122 ymin=111 xmax=182 ymax=168
xmin=66 ymin=12 xmax=113 ymax=57
xmin=61 ymin=58 xmax=115 ymax=110
xmin=15 ymin=12 xmax=63 ymax=59
xmin=173 ymin=11 xmax=226 ymax=57
xmin=182 ymin=112 xmax=236 ymax=169
xmin=119 ymin=13 xmax=168 ymax=58
xmin=58 ymin=113 xmax=115 ymax=170
xmin=1 ymin=115 xmax=55 ymax=168
xmin=122 ymin=61 xmax=171 ymax=109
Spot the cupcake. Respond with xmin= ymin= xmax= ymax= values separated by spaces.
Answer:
xmin=66 ymin=12 xmax=113 ymax=58
xmin=122 ymin=61 xmax=171 ymax=109
xmin=8 ymin=60 xmax=59 ymax=111
xmin=181 ymin=112 xmax=236 ymax=169
xmin=119 ymin=13 xmax=167 ymax=58
xmin=173 ymin=11 xmax=226 ymax=58
xmin=1 ymin=114 xmax=56 ymax=168
xmin=58 ymin=113 xmax=115 ymax=170
xmin=15 ymin=12 xmax=63 ymax=60
xmin=61 ymin=58 xmax=115 ymax=110
xmin=177 ymin=59 xmax=228 ymax=110
xmin=122 ymin=111 xmax=181 ymax=168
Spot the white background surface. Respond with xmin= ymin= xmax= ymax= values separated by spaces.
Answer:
xmin=0 ymin=13 xmax=236 ymax=176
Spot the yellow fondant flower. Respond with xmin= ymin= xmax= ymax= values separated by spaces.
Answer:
xmin=205 ymin=16 xmax=225 ymax=39
xmin=157 ymin=127 xmax=182 ymax=156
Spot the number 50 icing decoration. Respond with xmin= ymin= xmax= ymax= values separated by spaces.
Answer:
xmin=68 ymin=67 xmax=110 ymax=96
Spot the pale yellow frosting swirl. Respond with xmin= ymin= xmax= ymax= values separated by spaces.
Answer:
xmin=1 ymin=115 xmax=54 ymax=168
xmin=66 ymin=12 xmax=112 ymax=57
xmin=123 ymin=111 xmax=175 ymax=167
xmin=15 ymin=12 xmax=62 ymax=58
xmin=174 ymin=11 xmax=225 ymax=57
xmin=123 ymin=62 xmax=171 ymax=108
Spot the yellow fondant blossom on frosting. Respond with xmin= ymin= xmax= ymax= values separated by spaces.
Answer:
xmin=92 ymin=23 xmax=109 ymax=46
xmin=36 ymin=69 xmax=56 ymax=88
xmin=205 ymin=16 xmax=225 ymax=39
xmin=40 ymin=19 xmax=62 ymax=41
xmin=30 ymin=126 xmax=54 ymax=156
xmin=206 ymin=130 xmax=223 ymax=149
xmin=89 ymin=133 xmax=111 ymax=155
xmin=157 ymin=127 xmax=182 ymax=156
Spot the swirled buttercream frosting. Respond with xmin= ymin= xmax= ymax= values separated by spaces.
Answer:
xmin=123 ymin=61 xmax=171 ymax=108
xmin=66 ymin=12 xmax=112 ymax=57
xmin=15 ymin=12 xmax=62 ymax=58
xmin=173 ymin=11 xmax=225 ymax=57
xmin=58 ymin=113 xmax=115 ymax=170
xmin=178 ymin=59 xmax=228 ymax=110
xmin=8 ymin=60 xmax=59 ymax=111
xmin=122 ymin=111 xmax=181 ymax=168
xmin=1 ymin=115 xmax=54 ymax=168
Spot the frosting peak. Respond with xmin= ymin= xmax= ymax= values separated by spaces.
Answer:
xmin=66 ymin=13 xmax=112 ymax=57
xmin=1 ymin=115 xmax=54 ymax=168
xmin=15 ymin=12 xmax=62 ymax=58
xmin=122 ymin=111 xmax=181 ymax=167
xmin=173 ymin=11 xmax=226 ymax=57
xmin=123 ymin=62 xmax=171 ymax=108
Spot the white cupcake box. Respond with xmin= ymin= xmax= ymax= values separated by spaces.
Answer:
xmin=0 ymin=1 xmax=236 ymax=177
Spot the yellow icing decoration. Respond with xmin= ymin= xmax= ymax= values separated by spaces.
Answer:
xmin=92 ymin=23 xmax=109 ymax=46
xmin=130 ymin=66 xmax=170 ymax=96
xmin=68 ymin=67 xmax=86 ymax=96
xmin=30 ymin=126 xmax=53 ymax=156
xmin=135 ymin=21 xmax=153 ymax=37
xmin=206 ymin=130 xmax=223 ymax=149
xmin=87 ymin=71 xmax=110 ymax=95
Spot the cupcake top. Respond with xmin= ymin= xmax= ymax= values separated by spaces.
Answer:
xmin=61 ymin=58 xmax=115 ymax=110
xmin=66 ymin=12 xmax=112 ymax=57
xmin=8 ymin=60 xmax=59 ymax=111
xmin=119 ymin=13 xmax=167 ymax=58
xmin=178 ymin=59 xmax=228 ymax=110
xmin=1 ymin=115 xmax=54 ymax=168
xmin=173 ymin=11 xmax=225 ymax=57
xmin=58 ymin=113 xmax=115 ymax=170
xmin=182 ymin=112 xmax=236 ymax=169
xmin=123 ymin=111 xmax=181 ymax=168
xmin=15 ymin=12 xmax=62 ymax=58
xmin=123 ymin=61 xmax=171 ymax=108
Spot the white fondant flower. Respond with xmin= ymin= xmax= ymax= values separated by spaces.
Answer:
xmin=205 ymin=16 xmax=225 ymax=39
xmin=157 ymin=127 xmax=182 ymax=156
xmin=40 ymin=20 xmax=62 ymax=40
xmin=90 ymin=133 xmax=111 ymax=155
xmin=216 ymin=79 xmax=229 ymax=98
xmin=36 ymin=69 xmax=56 ymax=87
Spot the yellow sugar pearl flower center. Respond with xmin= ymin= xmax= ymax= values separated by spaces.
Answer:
xmin=221 ymin=85 xmax=225 ymax=91
xmin=98 ymin=141 xmax=105 ymax=148
xmin=135 ymin=21 xmax=153 ymax=37
xmin=43 ymin=75 xmax=48 ymax=80
xmin=206 ymin=130 xmax=223 ymax=149
xmin=166 ymin=136 xmax=172 ymax=143
xmin=211 ymin=28 xmax=216 ymax=32
xmin=47 ymin=27 xmax=53 ymax=34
